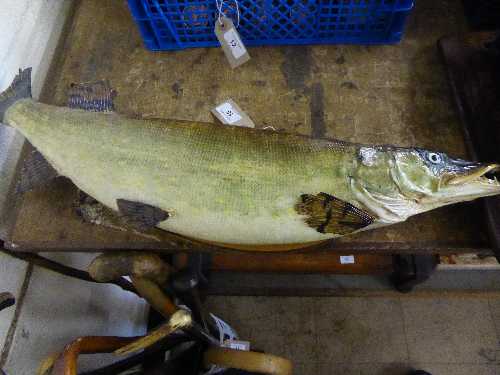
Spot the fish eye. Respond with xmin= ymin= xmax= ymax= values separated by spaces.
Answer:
xmin=427 ymin=152 xmax=441 ymax=164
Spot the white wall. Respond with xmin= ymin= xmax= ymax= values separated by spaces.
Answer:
xmin=0 ymin=2 xmax=147 ymax=374
xmin=0 ymin=0 xmax=72 ymax=235
xmin=0 ymin=0 xmax=66 ymax=95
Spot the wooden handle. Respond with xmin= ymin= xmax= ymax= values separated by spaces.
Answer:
xmin=48 ymin=336 xmax=138 ymax=375
xmin=204 ymin=347 xmax=293 ymax=375
xmin=89 ymin=252 xmax=171 ymax=285
xmin=115 ymin=309 xmax=192 ymax=356
xmin=131 ymin=276 xmax=178 ymax=317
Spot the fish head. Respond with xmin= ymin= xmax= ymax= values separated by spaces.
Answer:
xmin=392 ymin=148 xmax=500 ymax=207
xmin=354 ymin=146 xmax=500 ymax=222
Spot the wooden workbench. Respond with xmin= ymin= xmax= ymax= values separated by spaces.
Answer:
xmin=4 ymin=0 xmax=492 ymax=257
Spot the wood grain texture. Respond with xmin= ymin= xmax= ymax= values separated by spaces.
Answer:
xmin=210 ymin=252 xmax=393 ymax=274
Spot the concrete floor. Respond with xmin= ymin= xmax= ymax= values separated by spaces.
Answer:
xmin=206 ymin=295 xmax=500 ymax=375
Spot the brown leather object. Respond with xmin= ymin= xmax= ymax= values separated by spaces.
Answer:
xmin=204 ymin=347 xmax=293 ymax=375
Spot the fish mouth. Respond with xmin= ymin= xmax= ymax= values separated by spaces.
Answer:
xmin=446 ymin=164 xmax=500 ymax=186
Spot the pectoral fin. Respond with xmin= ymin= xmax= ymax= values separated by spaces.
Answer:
xmin=117 ymin=199 xmax=169 ymax=231
xmin=295 ymin=192 xmax=375 ymax=235
xmin=67 ymin=81 xmax=116 ymax=112
xmin=16 ymin=148 xmax=58 ymax=194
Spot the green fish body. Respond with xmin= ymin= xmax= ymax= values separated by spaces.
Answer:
xmin=6 ymin=99 xmax=359 ymax=245
xmin=2 ymin=70 xmax=500 ymax=249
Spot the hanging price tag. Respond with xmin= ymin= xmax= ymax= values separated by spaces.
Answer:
xmin=212 ymin=99 xmax=255 ymax=128
xmin=214 ymin=16 xmax=250 ymax=69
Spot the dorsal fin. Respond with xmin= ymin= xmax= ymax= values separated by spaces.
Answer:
xmin=295 ymin=192 xmax=375 ymax=235
xmin=67 ymin=81 xmax=116 ymax=112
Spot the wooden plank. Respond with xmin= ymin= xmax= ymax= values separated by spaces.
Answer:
xmin=210 ymin=252 xmax=393 ymax=274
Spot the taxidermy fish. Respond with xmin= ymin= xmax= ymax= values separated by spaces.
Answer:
xmin=1 ymin=68 xmax=500 ymax=251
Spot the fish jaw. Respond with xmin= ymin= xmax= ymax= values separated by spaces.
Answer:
xmin=420 ymin=164 xmax=500 ymax=209
xmin=412 ymin=164 xmax=500 ymax=212
xmin=446 ymin=164 xmax=500 ymax=186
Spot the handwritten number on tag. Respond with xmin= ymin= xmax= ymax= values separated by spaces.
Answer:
xmin=216 ymin=102 xmax=242 ymax=124
xmin=223 ymin=29 xmax=245 ymax=59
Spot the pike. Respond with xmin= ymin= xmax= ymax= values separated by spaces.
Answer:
xmin=1 ymin=69 xmax=500 ymax=251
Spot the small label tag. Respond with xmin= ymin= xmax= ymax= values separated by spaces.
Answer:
xmin=212 ymin=99 xmax=255 ymax=128
xmin=215 ymin=102 xmax=242 ymax=124
xmin=223 ymin=28 xmax=246 ymax=59
xmin=340 ymin=255 xmax=355 ymax=264
xmin=214 ymin=16 xmax=250 ymax=69
xmin=210 ymin=313 xmax=239 ymax=343
xmin=223 ymin=339 xmax=251 ymax=351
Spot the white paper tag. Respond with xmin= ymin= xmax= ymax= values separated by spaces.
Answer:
xmin=223 ymin=339 xmax=251 ymax=351
xmin=210 ymin=313 xmax=239 ymax=343
xmin=211 ymin=99 xmax=255 ymax=128
xmin=215 ymin=102 xmax=242 ymax=124
xmin=214 ymin=16 xmax=251 ymax=69
xmin=223 ymin=28 xmax=246 ymax=59
xmin=340 ymin=255 xmax=355 ymax=264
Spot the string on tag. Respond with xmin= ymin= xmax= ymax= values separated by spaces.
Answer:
xmin=215 ymin=0 xmax=240 ymax=28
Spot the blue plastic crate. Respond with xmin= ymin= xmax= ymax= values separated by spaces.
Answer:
xmin=127 ymin=0 xmax=414 ymax=51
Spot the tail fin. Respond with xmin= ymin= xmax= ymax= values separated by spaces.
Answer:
xmin=0 ymin=68 xmax=32 ymax=122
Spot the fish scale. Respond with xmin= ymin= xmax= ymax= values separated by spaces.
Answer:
xmin=6 ymin=99 xmax=355 ymax=245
